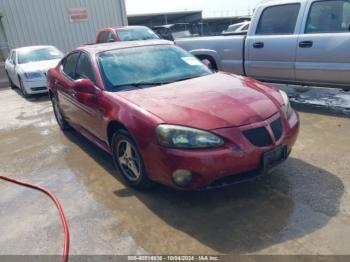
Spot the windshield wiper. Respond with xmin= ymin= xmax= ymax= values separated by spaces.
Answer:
xmin=172 ymin=74 xmax=205 ymax=83
xmin=112 ymin=81 xmax=165 ymax=90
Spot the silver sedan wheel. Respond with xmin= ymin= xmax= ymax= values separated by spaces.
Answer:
xmin=117 ymin=139 xmax=142 ymax=182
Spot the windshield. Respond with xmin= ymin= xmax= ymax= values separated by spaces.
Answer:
xmin=98 ymin=45 xmax=212 ymax=91
xmin=18 ymin=47 xmax=64 ymax=64
xmin=116 ymin=27 xmax=159 ymax=41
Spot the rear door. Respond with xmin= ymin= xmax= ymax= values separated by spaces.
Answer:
xmin=296 ymin=0 xmax=350 ymax=86
xmin=57 ymin=51 xmax=80 ymax=123
xmin=245 ymin=3 xmax=303 ymax=82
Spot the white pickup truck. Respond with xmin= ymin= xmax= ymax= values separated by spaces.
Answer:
xmin=176 ymin=0 xmax=350 ymax=89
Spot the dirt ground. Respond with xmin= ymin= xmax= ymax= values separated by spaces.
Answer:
xmin=0 ymin=86 xmax=350 ymax=256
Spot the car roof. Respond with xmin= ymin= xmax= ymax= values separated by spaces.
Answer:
xmin=77 ymin=40 xmax=173 ymax=55
xmin=152 ymin=23 xmax=190 ymax=29
xmin=13 ymin=45 xmax=57 ymax=52
xmin=257 ymin=0 xmax=308 ymax=7
xmin=229 ymin=21 xmax=250 ymax=27
xmin=100 ymin=25 xmax=150 ymax=31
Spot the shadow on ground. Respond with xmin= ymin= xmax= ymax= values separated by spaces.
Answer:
xmin=63 ymin=128 xmax=344 ymax=254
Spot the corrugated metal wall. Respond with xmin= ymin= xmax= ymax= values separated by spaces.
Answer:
xmin=0 ymin=0 xmax=127 ymax=53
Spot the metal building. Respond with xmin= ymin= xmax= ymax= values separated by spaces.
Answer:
xmin=0 ymin=0 xmax=127 ymax=60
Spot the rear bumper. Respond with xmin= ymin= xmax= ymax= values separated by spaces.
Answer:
xmin=142 ymin=110 xmax=300 ymax=190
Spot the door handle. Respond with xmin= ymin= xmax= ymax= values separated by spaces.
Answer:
xmin=253 ymin=42 xmax=264 ymax=48
xmin=299 ymin=41 xmax=313 ymax=48
xmin=71 ymin=90 xmax=77 ymax=98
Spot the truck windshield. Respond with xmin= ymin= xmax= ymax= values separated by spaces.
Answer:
xmin=98 ymin=45 xmax=212 ymax=91
xmin=18 ymin=47 xmax=63 ymax=64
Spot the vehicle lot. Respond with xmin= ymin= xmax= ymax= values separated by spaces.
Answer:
xmin=0 ymin=85 xmax=350 ymax=255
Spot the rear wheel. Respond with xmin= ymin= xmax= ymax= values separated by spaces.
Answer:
xmin=19 ymin=77 xmax=29 ymax=98
xmin=112 ymin=130 xmax=153 ymax=189
xmin=197 ymin=56 xmax=218 ymax=71
xmin=51 ymin=95 xmax=70 ymax=131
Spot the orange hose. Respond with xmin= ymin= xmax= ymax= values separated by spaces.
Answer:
xmin=0 ymin=176 xmax=70 ymax=262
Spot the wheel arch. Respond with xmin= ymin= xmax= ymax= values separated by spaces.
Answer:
xmin=189 ymin=49 xmax=220 ymax=70
xmin=107 ymin=120 xmax=128 ymax=148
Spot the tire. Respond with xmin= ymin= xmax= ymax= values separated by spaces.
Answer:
xmin=112 ymin=130 xmax=153 ymax=189
xmin=6 ymin=71 xmax=15 ymax=89
xmin=51 ymin=95 xmax=70 ymax=131
xmin=198 ymin=56 xmax=218 ymax=71
xmin=19 ymin=77 xmax=29 ymax=98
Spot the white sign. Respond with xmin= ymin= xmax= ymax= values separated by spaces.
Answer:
xmin=68 ymin=8 xmax=88 ymax=23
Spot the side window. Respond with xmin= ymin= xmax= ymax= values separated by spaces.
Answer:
xmin=256 ymin=4 xmax=301 ymax=35
xmin=62 ymin=52 xmax=80 ymax=79
xmin=242 ymin=24 xmax=250 ymax=31
xmin=76 ymin=52 xmax=96 ymax=84
xmin=8 ymin=51 xmax=13 ymax=62
xmin=305 ymin=0 xmax=350 ymax=33
xmin=106 ymin=31 xmax=115 ymax=42
xmin=10 ymin=51 xmax=16 ymax=63
xmin=97 ymin=31 xmax=107 ymax=43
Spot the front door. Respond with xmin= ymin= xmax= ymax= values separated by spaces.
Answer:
xmin=245 ymin=3 xmax=302 ymax=82
xmin=72 ymin=51 xmax=102 ymax=139
xmin=7 ymin=51 xmax=17 ymax=85
xmin=295 ymin=0 xmax=350 ymax=87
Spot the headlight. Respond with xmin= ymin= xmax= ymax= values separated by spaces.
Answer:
xmin=24 ymin=71 xmax=44 ymax=80
xmin=156 ymin=125 xmax=224 ymax=149
xmin=279 ymin=90 xmax=293 ymax=119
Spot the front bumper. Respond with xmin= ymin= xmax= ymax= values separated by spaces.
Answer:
xmin=22 ymin=79 xmax=48 ymax=94
xmin=143 ymin=110 xmax=300 ymax=190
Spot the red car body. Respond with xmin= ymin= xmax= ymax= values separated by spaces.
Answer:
xmin=48 ymin=40 xmax=299 ymax=190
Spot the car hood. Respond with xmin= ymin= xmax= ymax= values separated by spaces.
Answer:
xmin=117 ymin=73 xmax=283 ymax=130
xmin=18 ymin=59 xmax=61 ymax=73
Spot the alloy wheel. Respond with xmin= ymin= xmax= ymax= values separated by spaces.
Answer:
xmin=117 ymin=139 xmax=142 ymax=182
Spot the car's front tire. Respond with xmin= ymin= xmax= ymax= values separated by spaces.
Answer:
xmin=112 ymin=130 xmax=153 ymax=189
xmin=18 ymin=77 xmax=29 ymax=98
xmin=51 ymin=95 xmax=70 ymax=131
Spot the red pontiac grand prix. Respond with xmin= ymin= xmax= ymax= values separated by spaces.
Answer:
xmin=48 ymin=40 xmax=300 ymax=190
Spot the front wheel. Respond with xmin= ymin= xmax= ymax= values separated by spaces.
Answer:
xmin=19 ymin=77 xmax=29 ymax=98
xmin=51 ymin=96 xmax=70 ymax=131
xmin=112 ymin=130 xmax=153 ymax=189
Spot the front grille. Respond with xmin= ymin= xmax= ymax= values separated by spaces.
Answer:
xmin=271 ymin=118 xmax=283 ymax=141
xmin=243 ymin=127 xmax=272 ymax=147
xmin=31 ymin=87 xmax=47 ymax=91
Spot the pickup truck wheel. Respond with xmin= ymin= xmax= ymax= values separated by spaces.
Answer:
xmin=112 ymin=130 xmax=154 ymax=190
xmin=198 ymin=56 xmax=218 ymax=71
xmin=19 ymin=77 xmax=29 ymax=98
xmin=51 ymin=96 xmax=70 ymax=131
xmin=6 ymin=71 xmax=15 ymax=89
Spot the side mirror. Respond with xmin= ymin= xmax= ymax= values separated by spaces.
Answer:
xmin=74 ymin=79 xmax=100 ymax=95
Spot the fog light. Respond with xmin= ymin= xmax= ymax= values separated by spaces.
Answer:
xmin=172 ymin=170 xmax=193 ymax=187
